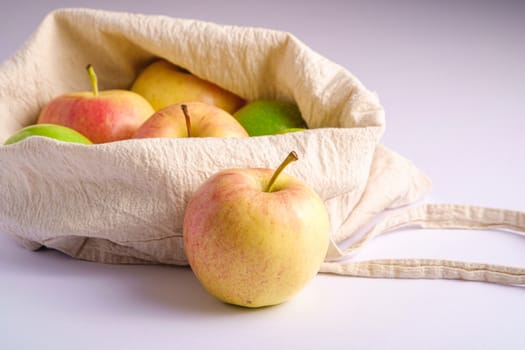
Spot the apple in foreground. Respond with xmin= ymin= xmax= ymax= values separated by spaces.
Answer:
xmin=183 ymin=151 xmax=330 ymax=308
xmin=38 ymin=65 xmax=155 ymax=143
xmin=131 ymin=59 xmax=245 ymax=113
xmin=132 ymin=102 xmax=249 ymax=139
xmin=3 ymin=124 xmax=92 ymax=145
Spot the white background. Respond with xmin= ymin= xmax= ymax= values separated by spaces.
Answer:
xmin=1 ymin=1 xmax=524 ymax=349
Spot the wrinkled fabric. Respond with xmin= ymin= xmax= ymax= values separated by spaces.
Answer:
xmin=0 ymin=8 xmax=430 ymax=265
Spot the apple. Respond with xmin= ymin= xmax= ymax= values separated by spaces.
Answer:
xmin=37 ymin=64 xmax=155 ymax=143
xmin=131 ymin=59 xmax=245 ymax=114
xmin=132 ymin=102 xmax=249 ymax=139
xmin=276 ymin=127 xmax=307 ymax=134
xmin=183 ymin=151 xmax=330 ymax=308
xmin=3 ymin=124 xmax=92 ymax=145
xmin=232 ymin=99 xmax=308 ymax=136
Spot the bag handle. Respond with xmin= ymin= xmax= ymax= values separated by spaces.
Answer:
xmin=321 ymin=204 xmax=525 ymax=285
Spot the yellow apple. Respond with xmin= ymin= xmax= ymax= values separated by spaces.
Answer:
xmin=131 ymin=59 xmax=245 ymax=113
xmin=183 ymin=152 xmax=330 ymax=308
xmin=132 ymin=102 xmax=248 ymax=139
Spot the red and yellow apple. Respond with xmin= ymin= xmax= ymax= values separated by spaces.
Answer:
xmin=131 ymin=59 xmax=245 ymax=114
xmin=132 ymin=102 xmax=248 ymax=139
xmin=37 ymin=65 xmax=155 ymax=143
xmin=183 ymin=152 xmax=330 ymax=308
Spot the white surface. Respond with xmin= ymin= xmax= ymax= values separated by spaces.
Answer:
xmin=1 ymin=1 xmax=524 ymax=349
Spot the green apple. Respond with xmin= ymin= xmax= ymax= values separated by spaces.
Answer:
xmin=183 ymin=151 xmax=330 ymax=308
xmin=232 ymin=99 xmax=308 ymax=136
xmin=3 ymin=124 xmax=92 ymax=145
xmin=38 ymin=65 xmax=155 ymax=143
xmin=276 ymin=127 xmax=307 ymax=134
xmin=132 ymin=102 xmax=248 ymax=139
xmin=131 ymin=59 xmax=246 ymax=114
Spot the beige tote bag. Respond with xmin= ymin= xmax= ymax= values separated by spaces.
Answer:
xmin=0 ymin=8 xmax=523 ymax=285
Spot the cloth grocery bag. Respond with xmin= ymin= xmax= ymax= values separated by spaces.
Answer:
xmin=0 ymin=8 xmax=523 ymax=284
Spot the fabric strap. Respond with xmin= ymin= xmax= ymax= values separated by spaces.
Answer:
xmin=320 ymin=204 xmax=525 ymax=285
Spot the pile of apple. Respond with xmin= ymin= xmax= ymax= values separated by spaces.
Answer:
xmin=3 ymin=59 xmax=330 ymax=308
xmin=4 ymin=59 xmax=308 ymax=145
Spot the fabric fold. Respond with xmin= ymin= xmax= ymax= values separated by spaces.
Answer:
xmin=0 ymin=8 xmax=431 ymax=266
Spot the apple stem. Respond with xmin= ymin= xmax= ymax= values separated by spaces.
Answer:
xmin=86 ymin=64 xmax=99 ymax=96
xmin=265 ymin=151 xmax=299 ymax=193
xmin=181 ymin=104 xmax=192 ymax=137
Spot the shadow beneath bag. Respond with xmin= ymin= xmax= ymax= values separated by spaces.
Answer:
xmin=0 ymin=235 xmax=268 ymax=316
